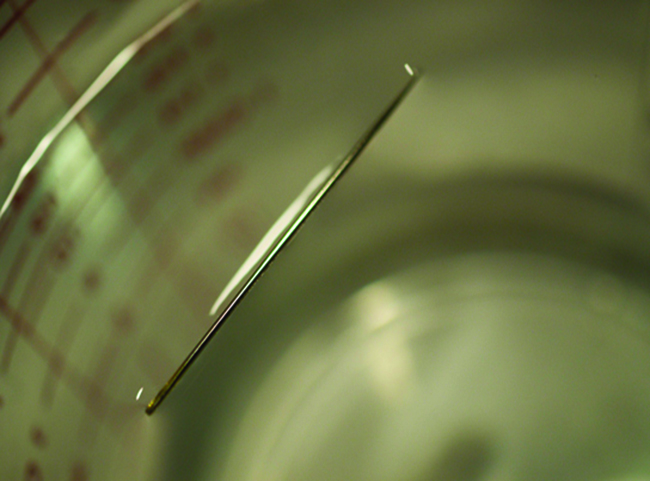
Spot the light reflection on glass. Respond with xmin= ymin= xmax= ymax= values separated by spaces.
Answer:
xmin=209 ymin=164 xmax=335 ymax=317
xmin=363 ymin=324 xmax=414 ymax=405
xmin=353 ymin=282 xmax=401 ymax=331
xmin=0 ymin=0 xmax=198 ymax=221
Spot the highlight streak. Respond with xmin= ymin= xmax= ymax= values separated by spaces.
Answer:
xmin=0 ymin=0 xmax=199 ymax=221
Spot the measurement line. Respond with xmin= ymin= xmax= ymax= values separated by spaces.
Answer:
xmin=0 ymin=0 xmax=37 ymax=41
xmin=0 ymin=170 xmax=39 ymax=256
xmin=127 ymin=180 xmax=214 ymax=322
xmin=0 ymin=240 xmax=50 ymax=374
xmin=90 ymin=338 xmax=121 ymax=395
xmin=0 ymin=1 xmax=218 ymax=412
xmin=0 ymin=133 xmax=151 ymax=375
xmin=0 ymin=218 xmax=80 ymax=372
xmin=77 ymin=336 xmax=120 ymax=446
xmin=0 ymin=210 xmax=18 ymax=255
xmin=0 ymin=253 xmax=55 ymax=372
xmin=118 ymin=84 xmax=281 ymax=320
xmin=0 ymin=0 xmax=200 ymax=223
xmin=0 ymin=294 xmax=110 ymax=419
xmin=7 ymin=11 xmax=97 ymax=117
xmin=88 ymin=339 xmax=125 ymax=441
xmin=40 ymin=302 xmax=85 ymax=407
xmin=132 ymin=154 xmax=240 ymax=323
xmin=0 ymin=242 xmax=32 ymax=371
xmin=9 ymin=0 xmax=215 ymax=346
xmin=0 ymin=241 xmax=30 ymax=297
xmin=7 ymin=0 xmax=81 ymax=109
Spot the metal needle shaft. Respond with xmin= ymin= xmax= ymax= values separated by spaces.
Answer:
xmin=145 ymin=65 xmax=420 ymax=415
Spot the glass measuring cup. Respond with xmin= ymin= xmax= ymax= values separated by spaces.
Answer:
xmin=3 ymin=0 xmax=650 ymax=480
xmin=0 ymin=1 xmax=419 ymax=479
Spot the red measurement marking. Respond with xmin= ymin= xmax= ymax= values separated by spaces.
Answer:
xmin=224 ymin=210 xmax=261 ymax=251
xmin=0 ymin=237 xmax=59 ymax=373
xmin=50 ymin=227 xmax=79 ymax=268
xmin=193 ymin=25 xmax=215 ymax=49
xmin=102 ymin=150 xmax=126 ymax=181
xmin=125 ymin=193 xmax=217 ymax=322
xmin=48 ymin=350 xmax=66 ymax=377
xmin=0 ymin=243 xmax=31 ymax=372
xmin=0 ymin=296 xmax=111 ymax=420
xmin=197 ymin=164 xmax=241 ymax=203
xmin=77 ymin=337 xmax=126 ymax=428
xmin=30 ymin=193 xmax=57 ymax=235
xmin=0 ymin=215 xmax=18 ymax=257
xmin=1 ymin=242 xmax=31 ymax=299
xmin=79 ymin=337 xmax=124 ymax=437
xmin=40 ymin=304 xmax=83 ymax=406
xmin=181 ymin=98 xmax=247 ymax=159
xmin=0 ymin=296 xmax=36 ymax=337
xmin=159 ymin=83 xmax=203 ymax=125
xmin=71 ymin=462 xmax=89 ymax=481
xmin=8 ymin=0 xmax=77 ymax=109
xmin=1 ymin=268 xmax=55 ymax=373
xmin=134 ymin=23 xmax=174 ymax=62
xmin=0 ymin=131 xmax=5 ymax=148
xmin=0 ymin=394 xmax=4 ymax=408
xmin=85 ymin=382 xmax=109 ymax=419
xmin=0 ymin=0 xmax=37 ymax=41
xmin=11 ymin=169 xmax=39 ymax=211
xmin=30 ymin=426 xmax=48 ymax=448
xmin=0 ymin=169 xmax=40 ymax=253
xmin=203 ymin=59 xmax=229 ymax=86
xmin=24 ymin=460 xmax=43 ymax=481
xmin=7 ymin=11 xmax=97 ymax=117
xmin=82 ymin=268 xmax=101 ymax=292
xmin=129 ymin=187 xmax=154 ymax=225
xmin=112 ymin=307 xmax=135 ymax=335
xmin=143 ymin=46 xmax=189 ymax=92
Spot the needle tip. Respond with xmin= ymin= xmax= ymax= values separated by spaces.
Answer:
xmin=145 ymin=388 xmax=165 ymax=415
